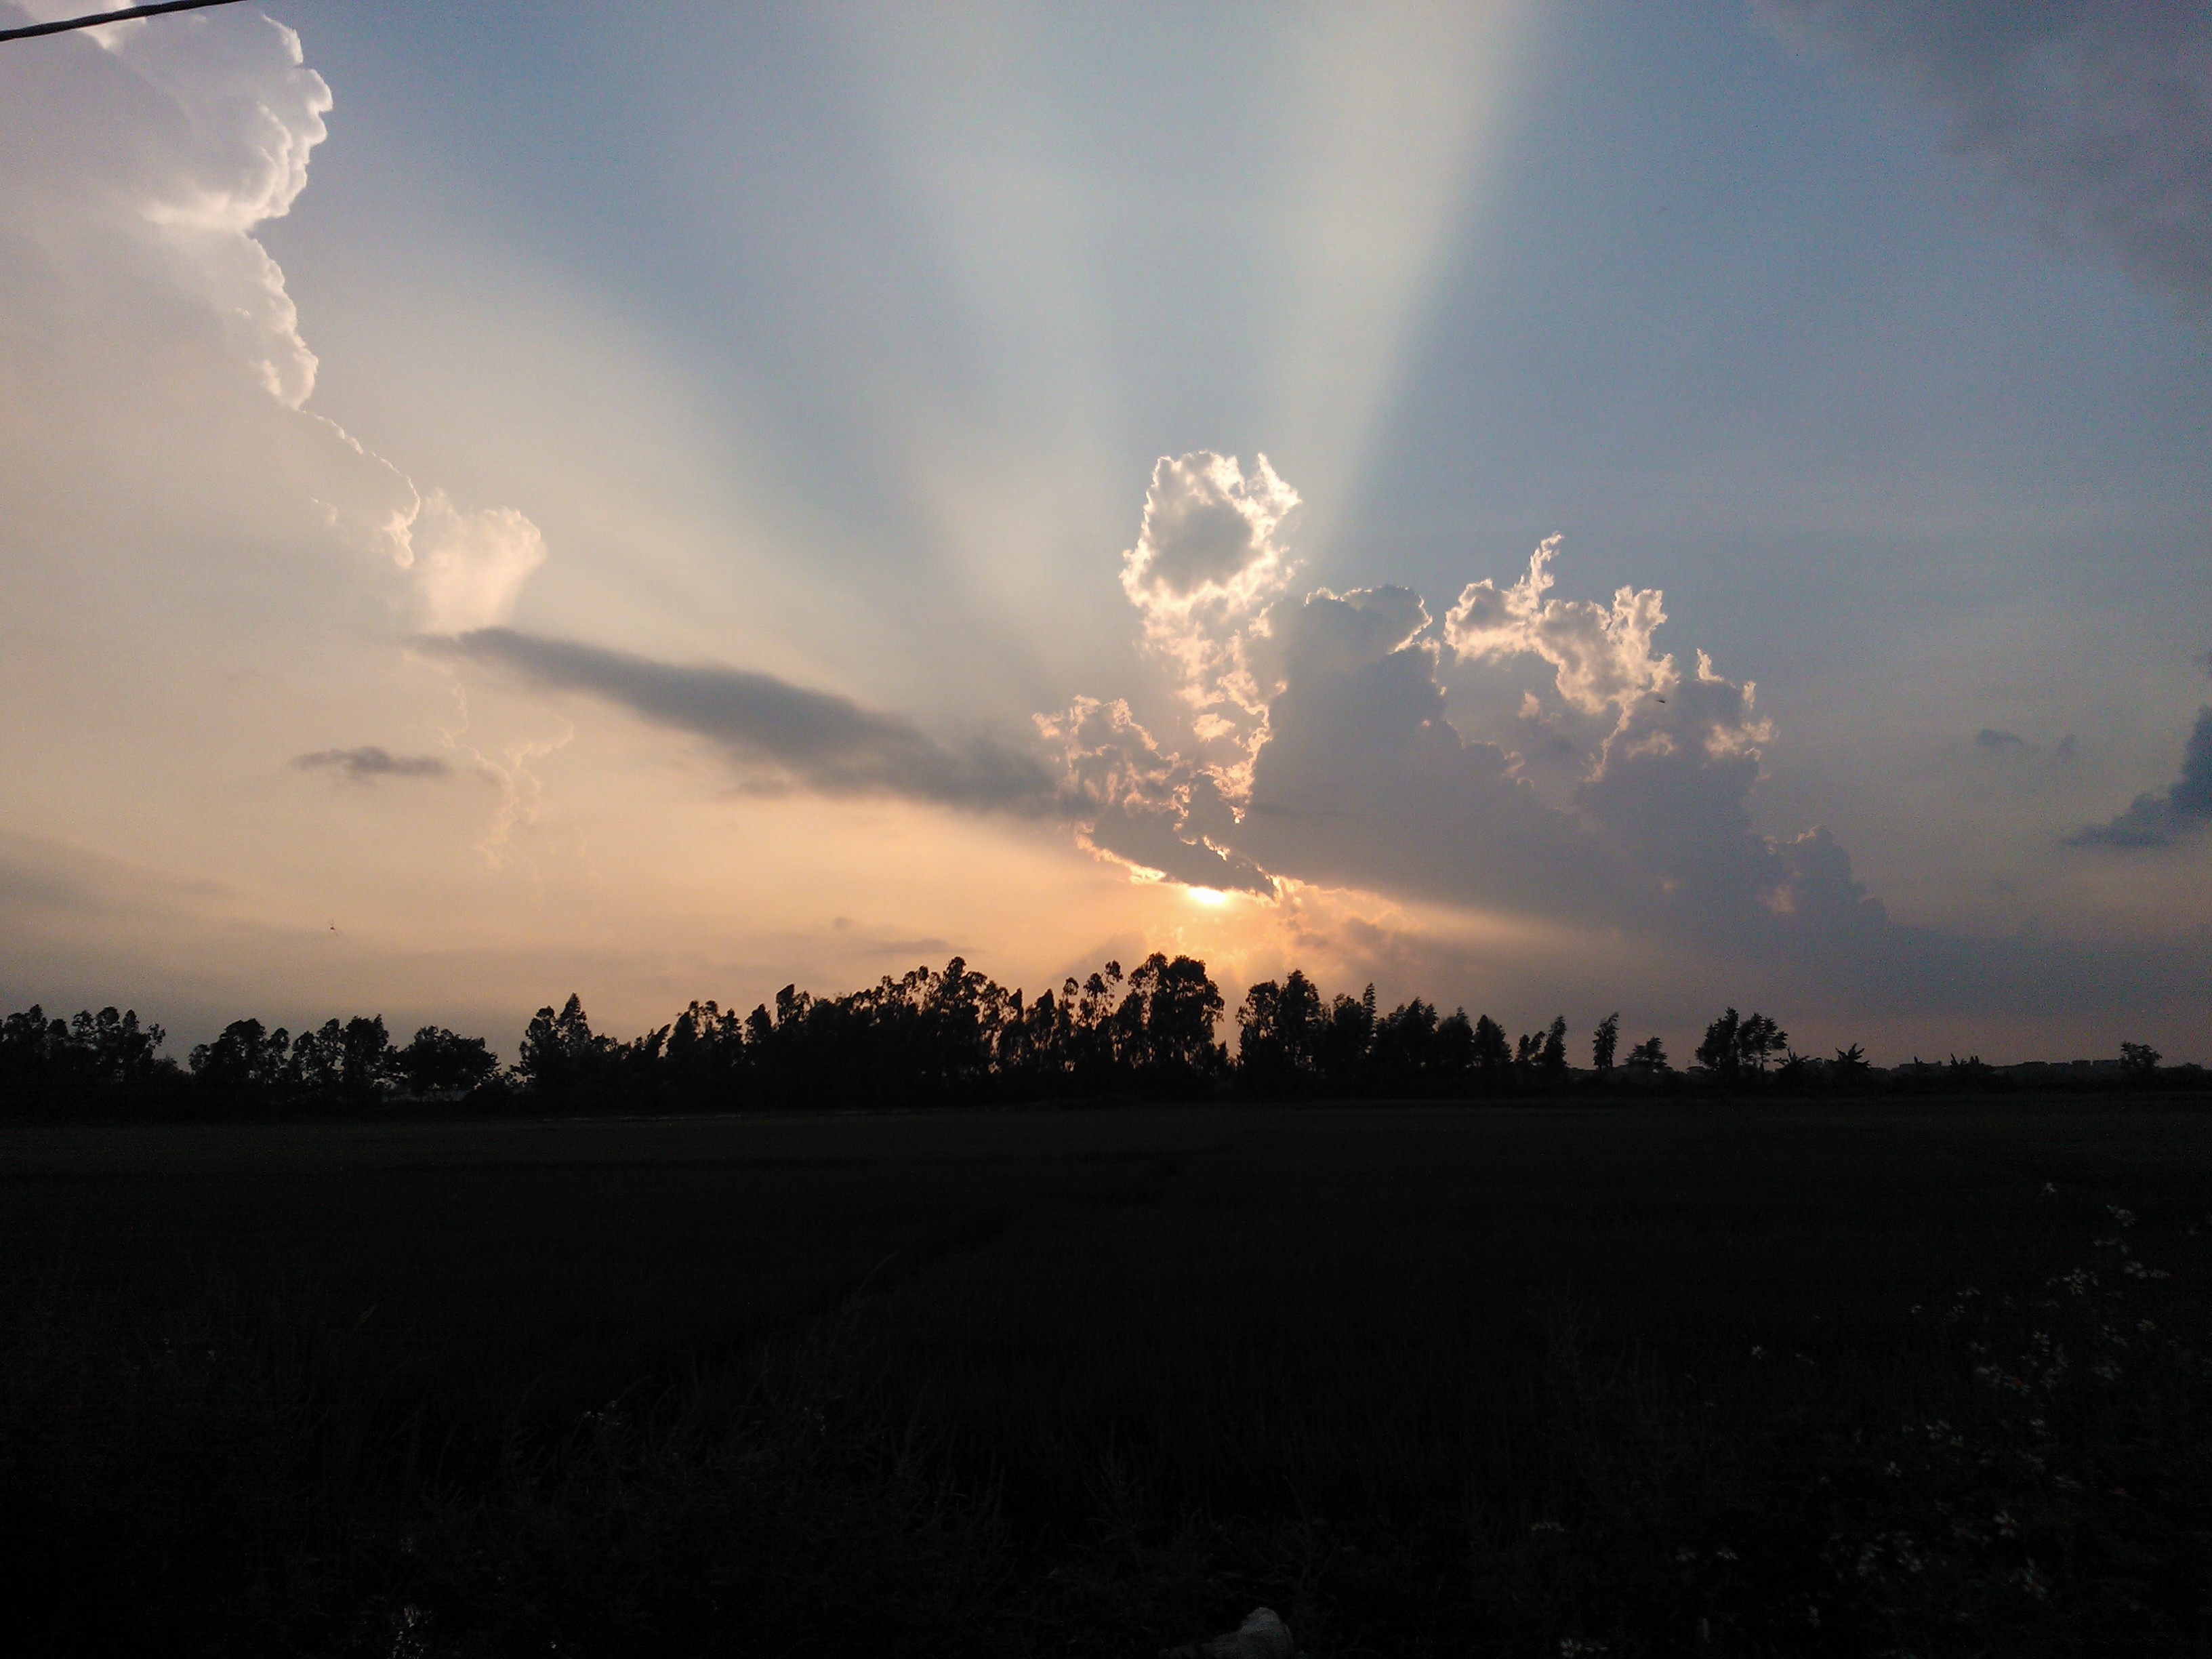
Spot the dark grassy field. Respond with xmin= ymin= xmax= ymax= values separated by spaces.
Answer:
xmin=5 ymin=1097 xmax=2208 ymax=1656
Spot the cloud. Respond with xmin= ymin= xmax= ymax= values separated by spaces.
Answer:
xmin=1759 ymin=1 xmax=2212 ymax=305
xmin=1251 ymin=584 xmax=1432 ymax=690
xmin=1443 ymin=535 xmax=1671 ymax=715
xmin=2068 ymin=706 xmax=2212 ymax=847
xmin=291 ymin=746 xmax=452 ymax=784
xmin=1233 ymin=585 xmax=1614 ymax=914
xmin=398 ymin=490 xmax=548 ymax=634
xmin=1065 ymin=468 xmax=2195 ymax=1029
xmin=1036 ymin=696 xmax=1273 ymax=893
xmin=1122 ymin=451 xmax=1300 ymax=608
xmin=3 ymin=0 xmax=333 ymax=405
xmin=447 ymin=628 xmax=1059 ymax=813
xmin=1118 ymin=453 xmax=1301 ymax=752
xmin=1975 ymin=726 xmax=2029 ymax=750
xmin=0 ymin=2 xmax=546 ymax=629
xmin=1051 ymin=455 xmax=1905 ymax=1000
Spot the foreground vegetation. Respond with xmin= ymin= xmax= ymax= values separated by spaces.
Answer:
xmin=3 ymin=1100 xmax=2207 ymax=1654
xmin=1 ymin=954 xmax=2197 ymax=1121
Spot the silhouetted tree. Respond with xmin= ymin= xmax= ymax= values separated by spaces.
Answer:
xmin=1538 ymin=1015 xmax=1569 ymax=1078
xmin=998 ymin=987 xmax=1063 ymax=1090
xmin=1118 ymin=953 xmax=1225 ymax=1084
xmin=1946 ymin=1052 xmax=1993 ymax=1085
xmin=1318 ymin=989 xmax=1377 ymax=1089
xmin=190 ymin=1019 xmax=291 ymax=1101
xmin=400 ymin=1027 xmax=499 ymax=1097
xmin=41 ymin=949 xmax=2194 ymax=1122
xmin=663 ymin=1000 xmax=749 ymax=1105
xmin=1236 ymin=970 xmax=1326 ymax=1094
xmin=1 ymin=1004 xmax=175 ymax=1115
xmin=1592 ymin=1011 xmax=1620 ymax=1072
xmin=519 ymin=995 xmax=606 ymax=1093
xmin=340 ymin=1015 xmax=398 ymax=1102
xmin=289 ymin=1020 xmax=344 ymax=1098
xmin=1060 ymin=961 xmax=1124 ymax=1084
xmin=1775 ymin=1049 xmax=1820 ymax=1090
xmin=1239 ymin=976 xmax=1486 ymax=1099
xmin=0 ymin=1008 xmax=76 ymax=1115
xmin=71 ymin=1007 xmax=165 ymax=1088
xmin=1695 ymin=1007 xmax=1788 ymax=1082
xmin=1370 ymin=998 xmax=1440 ymax=1094
xmin=1696 ymin=1008 xmax=1740 ymax=1078
xmin=1471 ymin=1014 xmax=1513 ymax=1078
xmin=1735 ymin=1012 xmax=1786 ymax=1074
xmin=1435 ymin=1008 xmax=1476 ymax=1080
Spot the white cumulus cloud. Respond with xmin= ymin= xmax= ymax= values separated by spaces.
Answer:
xmin=7 ymin=0 xmax=330 ymax=404
xmin=0 ymin=1 xmax=546 ymax=632
xmin=403 ymin=492 xmax=550 ymax=635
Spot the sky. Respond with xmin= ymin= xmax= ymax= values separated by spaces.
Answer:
xmin=1 ymin=0 xmax=2207 ymax=1065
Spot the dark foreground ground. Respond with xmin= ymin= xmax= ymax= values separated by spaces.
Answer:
xmin=3 ymin=1096 xmax=2208 ymax=1656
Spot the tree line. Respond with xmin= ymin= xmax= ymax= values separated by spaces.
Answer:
xmin=0 ymin=953 xmax=2190 ymax=1120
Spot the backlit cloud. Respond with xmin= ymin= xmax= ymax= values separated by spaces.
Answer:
xmin=1036 ymin=696 xmax=1272 ymax=894
xmin=1119 ymin=452 xmax=1300 ymax=740
xmin=1055 ymin=453 xmax=1896 ymax=990
xmin=2068 ymin=707 xmax=2212 ymax=848
xmin=1443 ymin=535 xmax=1671 ymax=716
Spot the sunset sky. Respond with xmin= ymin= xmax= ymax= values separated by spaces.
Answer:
xmin=2 ymin=0 xmax=2207 ymax=1063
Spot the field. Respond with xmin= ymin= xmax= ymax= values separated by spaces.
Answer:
xmin=5 ymin=1097 xmax=2209 ymax=1656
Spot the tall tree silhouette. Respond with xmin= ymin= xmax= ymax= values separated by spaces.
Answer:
xmin=520 ymin=995 xmax=605 ymax=1093
xmin=1696 ymin=1008 xmax=1742 ymax=1078
xmin=1538 ymin=1016 xmax=1569 ymax=1078
xmin=1696 ymin=1008 xmax=1788 ymax=1082
xmin=1236 ymin=970 xmax=1326 ymax=1093
xmin=1119 ymin=953 xmax=1226 ymax=1081
xmin=190 ymin=1019 xmax=290 ymax=1099
xmin=0 ymin=1004 xmax=174 ymax=1114
xmin=1592 ymin=1012 xmax=1620 ymax=1072
xmin=1471 ymin=1014 xmax=1513 ymax=1078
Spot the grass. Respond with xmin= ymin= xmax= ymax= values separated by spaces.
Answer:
xmin=2 ymin=1096 xmax=2207 ymax=1654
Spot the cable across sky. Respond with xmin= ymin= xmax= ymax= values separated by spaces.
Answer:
xmin=0 ymin=1 xmax=243 ymax=46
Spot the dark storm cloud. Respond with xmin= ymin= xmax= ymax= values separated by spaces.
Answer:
xmin=448 ymin=628 xmax=1057 ymax=814
xmin=2068 ymin=707 xmax=2212 ymax=848
xmin=291 ymin=747 xmax=453 ymax=783
xmin=1761 ymin=1 xmax=2212 ymax=304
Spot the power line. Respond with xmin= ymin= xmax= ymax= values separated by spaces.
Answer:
xmin=1 ymin=1 xmax=245 ymax=45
